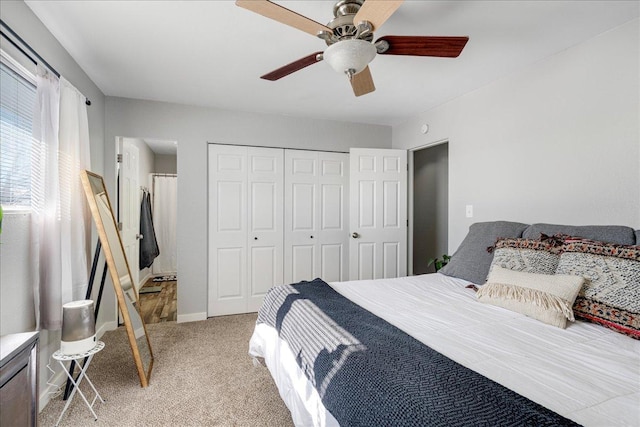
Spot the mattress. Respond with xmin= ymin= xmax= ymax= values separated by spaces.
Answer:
xmin=249 ymin=273 xmax=640 ymax=426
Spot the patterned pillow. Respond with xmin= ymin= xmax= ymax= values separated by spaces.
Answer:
xmin=555 ymin=238 xmax=640 ymax=339
xmin=487 ymin=237 xmax=562 ymax=278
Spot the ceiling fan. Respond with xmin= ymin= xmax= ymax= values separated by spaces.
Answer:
xmin=236 ymin=0 xmax=469 ymax=97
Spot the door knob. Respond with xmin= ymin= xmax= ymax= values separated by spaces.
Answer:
xmin=136 ymin=234 xmax=144 ymax=240
xmin=351 ymin=232 xmax=360 ymax=239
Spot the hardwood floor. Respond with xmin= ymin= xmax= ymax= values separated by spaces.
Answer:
xmin=139 ymin=278 xmax=177 ymax=323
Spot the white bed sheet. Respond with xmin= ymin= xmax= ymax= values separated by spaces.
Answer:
xmin=249 ymin=273 xmax=640 ymax=426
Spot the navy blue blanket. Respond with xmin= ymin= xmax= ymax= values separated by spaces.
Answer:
xmin=257 ymin=278 xmax=580 ymax=427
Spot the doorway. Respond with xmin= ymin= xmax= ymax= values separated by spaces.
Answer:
xmin=410 ymin=142 xmax=449 ymax=275
xmin=116 ymin=137 xmax=178 ymax=323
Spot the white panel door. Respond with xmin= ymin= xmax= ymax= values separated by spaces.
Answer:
xmin=284 ymin=150 xmax=349 ymax=284
xmin=317 ymin=152 xmax=349 ymax=282
xmin=247 ymin=148 xmax=284 ymax=312
xmin=120 ymin=139 xmax=140 ymax=290
xmin=208 ymin=145 xmax=248 ymax=316
xmin=284 ymin=150 xmax=317 ymax=284
xmin=349 ymin=148 xmax=407 ymax=280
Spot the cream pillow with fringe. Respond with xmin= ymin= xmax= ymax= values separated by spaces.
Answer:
xmin=478 ymin=266 xmax=584 ymax=328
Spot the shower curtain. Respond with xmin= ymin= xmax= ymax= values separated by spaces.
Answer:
xmin=152 ymin=175 xmax=177 ymax=275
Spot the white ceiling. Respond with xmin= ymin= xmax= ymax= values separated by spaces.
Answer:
xmin=25 ymin=1 xmax=639 ymax=127
xmin=144 ymin=138 xmax=178 ymax=155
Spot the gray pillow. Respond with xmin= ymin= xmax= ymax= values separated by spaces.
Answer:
xmin=522 ymin=223 xmax=636 ymax=246
xmin=636 ymin=230 xmax=640 ymax=246
xmin=440 ymin=221 xmax=529 ymax=285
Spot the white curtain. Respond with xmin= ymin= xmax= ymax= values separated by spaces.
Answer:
xmin=152 ymin=176 xmax=177 ymax=275
xmin=31 ymin=65 xmax=61 ymax=330
xmin=31 ymin=68 xmax=91 ymax=330
xmin=59 ymin=77 xmax=91 ymax=299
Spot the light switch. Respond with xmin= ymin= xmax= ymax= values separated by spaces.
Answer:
xmin=465 ymin=205 xmax=473 ymax=218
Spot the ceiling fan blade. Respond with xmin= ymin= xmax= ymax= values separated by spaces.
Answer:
xmin=353 ymin=0 xmax=404 ymax=31
xmin=236 ymin=0 xmax=331 ymax=36
xmin=377 ymin=36 xmax=469 ymax=57
xmin=260 ymin=52 xmax=323 ymax=81
xmin=350 ymin=66 xmax=376 ymax=97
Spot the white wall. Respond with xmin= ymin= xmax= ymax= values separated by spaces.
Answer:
xmin=132 ymin=137 xmax=156 ymax=187
xmin=393 ymin=19 xmax=640 ymax=251
xmin=155 ymin=154 xmax=177 ymax=174
xmin=0 ymin=0 xmax=106 ymax=409
xmin=105 ymin=97 xmax=392 ymax=322
xmin=0 ymin=212 xmax=35 ymax=333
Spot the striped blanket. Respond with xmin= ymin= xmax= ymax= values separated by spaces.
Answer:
xmin=257 ymin=278 xmax=580 ymax=427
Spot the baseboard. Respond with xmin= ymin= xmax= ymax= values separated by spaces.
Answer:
xmin=139 ymin=271 xmax=152 ymax=289
xmin=177 ymin=312 xmax=207 ymax=323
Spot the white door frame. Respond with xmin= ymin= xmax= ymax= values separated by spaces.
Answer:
xmin=407 ymin=138 xmax=448 ymax=276
xmin=115 ymin=137 xmax=122 ymax=324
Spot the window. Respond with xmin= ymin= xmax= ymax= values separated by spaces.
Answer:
xmin=0 ymin=53 xmax=36 ymax=208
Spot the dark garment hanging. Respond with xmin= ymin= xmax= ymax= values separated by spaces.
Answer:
xmin=139 ymin=191 xmax=160 ymax=269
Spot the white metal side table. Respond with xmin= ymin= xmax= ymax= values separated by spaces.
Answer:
xmin=52 ymin=341 xmax=105 ymax=426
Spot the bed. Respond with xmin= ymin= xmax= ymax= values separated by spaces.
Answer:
xmin=249 ymin=222 xmax=640 ymax=426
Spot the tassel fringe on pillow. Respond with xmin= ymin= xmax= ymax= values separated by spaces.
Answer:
xmin=477 ymin=282 xmax=576 ymax=321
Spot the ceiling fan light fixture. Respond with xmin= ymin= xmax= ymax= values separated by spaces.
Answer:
xmin=323 ymin=39 xmax=376 ymax=75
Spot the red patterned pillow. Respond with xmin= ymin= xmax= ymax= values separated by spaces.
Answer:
xmin=555 ymin=238 xmax=640 ymax=339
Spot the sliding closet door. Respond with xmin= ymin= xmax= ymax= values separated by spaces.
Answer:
xmin=208 ymin=145 xmax=248 ymax=316
xmin=208 ymin=144 xmax=284 ymax=316
xmin=317 ymin=152 xmax=349 ymax=282
xmin=247 ymin=148 xmax=284 ymax=312
xmin=284 ymin=150 xmax=317 ymax=283
xmin=284 ymin=150 xmax=349 ymax=284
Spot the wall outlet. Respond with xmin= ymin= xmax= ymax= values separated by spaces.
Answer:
xmin=465 ymin=205 xmax=473 ymax=218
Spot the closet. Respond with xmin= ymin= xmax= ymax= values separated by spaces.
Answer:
xmin=208 ymin=145 xmax=284 ymax=316
xmin=207 ymin=144 xmax=348 ymax=317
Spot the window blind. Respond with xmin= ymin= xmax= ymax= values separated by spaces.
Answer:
xmin=0 ymin=59 xmax=36 ymax=208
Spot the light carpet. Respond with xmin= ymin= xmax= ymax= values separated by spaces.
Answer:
xmin=38 ymin=314 xmax=294 ymax=426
